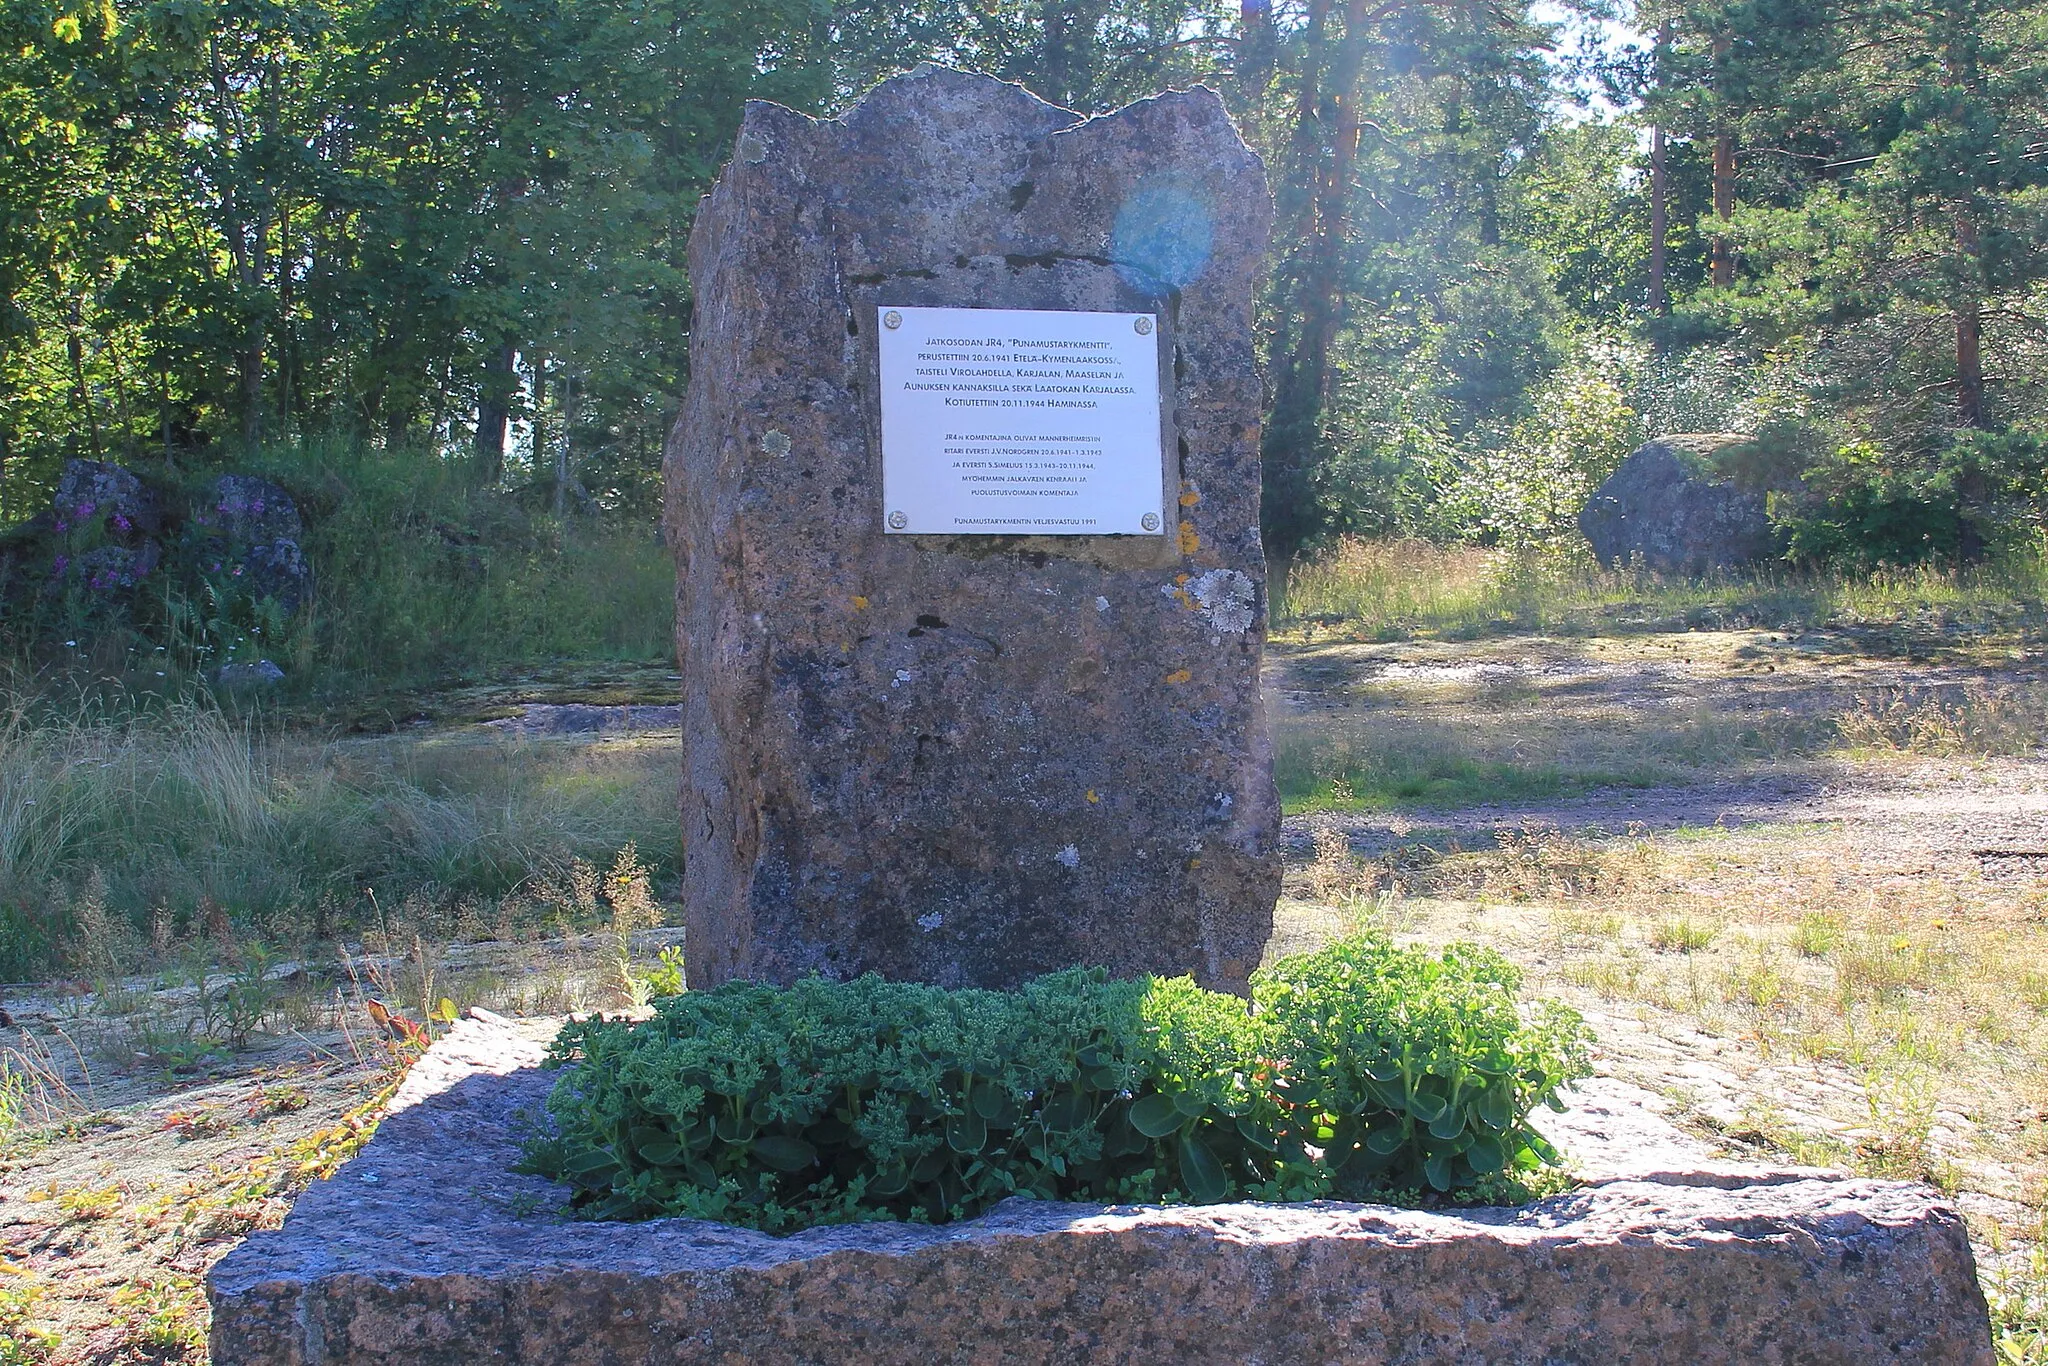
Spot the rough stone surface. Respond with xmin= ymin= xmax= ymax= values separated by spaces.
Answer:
xmin=1579 ymin=433 xmax=1779 ymax=572
xmin=205 ymin=474 xmax=305 ymax=544
xmin=666 ymin=69 xmax=1280 ymax=993
xmin=201 ymin=474 xmax=313 ymax=614
xmin=54 ymin=458 xmax=164 ymax=538
xmin=209 ymin=1015 xmax=1995 ymax=1366
xmin=212 ymin=658 xmax=286 ymax=690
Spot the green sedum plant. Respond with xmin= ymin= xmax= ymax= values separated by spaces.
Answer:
xmin=519 ymin=933 xmax=1592 ymax=1232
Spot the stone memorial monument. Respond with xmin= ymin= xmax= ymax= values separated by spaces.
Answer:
xmin=208 ymin=76 xmax=1997 ymax=1365
xmin=667 ymin=67 xmax=1279 ymax=992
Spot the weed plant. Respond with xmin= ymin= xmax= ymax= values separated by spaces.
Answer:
xmin=522 ymin=933 xmax=1593 ymax=1231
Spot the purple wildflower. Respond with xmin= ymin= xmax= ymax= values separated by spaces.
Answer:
xmin=51 ymin=555 xmax=68 ymax=576
xmin=76 ymin=502 xmax=95 ymax=518
xmin=113 ymin=513 xmax=132 ymax=532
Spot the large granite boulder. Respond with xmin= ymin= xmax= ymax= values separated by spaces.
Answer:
xmin=53 ymin=458 xmax=164 ymax=539
xmin=208 ymin=1014 xmax=1998 ymax=1366
xmin=50 ymin=460 xmax=167 ymax=599
xmin=197 ymin=474 xmax=313 ymax=614
xmin=1580 ymin=433 xmax=1780 ymax=573
xmin=667 ymin=69 xmax=1280 ymax=992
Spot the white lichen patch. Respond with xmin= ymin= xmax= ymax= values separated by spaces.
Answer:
xmin=916 ymin=911 xmax=944 ymax=932
xmin=1055 ymin=844 xmax=1081 ymax=869
xmin=1187 ymin=568 xmax=1256 ymax=634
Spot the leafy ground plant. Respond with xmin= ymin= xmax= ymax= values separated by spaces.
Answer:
xmin=520 ymin=933 xmax=1593 ymax=1232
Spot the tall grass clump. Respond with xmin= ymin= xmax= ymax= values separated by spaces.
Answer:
xmin=267 ymin=439 xmax=674 ymax=689
xmin=1274 ymin=536 xmax=2048 ymax=641
xmin=0 ymin=689 xmax=677 ymax=979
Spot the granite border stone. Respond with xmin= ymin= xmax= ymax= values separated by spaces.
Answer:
xmin=208 ymin=1014 xmax=1996 ymax=1365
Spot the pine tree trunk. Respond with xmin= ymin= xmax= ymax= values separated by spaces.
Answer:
xmin=527 ymin=350 xmax=547 ymax=493
xmin=1710 ymin=133 xmax=1736 ymax=287
xmin=553 ymin=369 xmax=572 ymax=520
xmin=1649 ymin=21 xmax=1671 ymax=317
xmin=68 ymin=324 xmax=103 ymax=460
xmin=1709 ymin=34 xmax=1736 ymax=288
xmin=1955 ymin=205 xmax=1984 ymax=429
xmin=475 ymin=339 xmax=517 ymax=483
xmin=1239 ymin=0 xmax=1274 ymax=97
xmin=1266 ymin=0 xmax=1372 ymax=557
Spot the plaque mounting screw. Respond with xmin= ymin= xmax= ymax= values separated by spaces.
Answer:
xmin=1133 ymin=316 xmax=1154 ymax=335
xmin=1141 ymin=512 xmax=1161 ymax=531
xmin=883 ymin=310 xmax=903 ymax=330
xmin=888 ymin=510 xmax=909 ymax=530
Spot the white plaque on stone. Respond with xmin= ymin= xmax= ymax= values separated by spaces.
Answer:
xmin=877 ymin=304 xmax=1166 ymax=535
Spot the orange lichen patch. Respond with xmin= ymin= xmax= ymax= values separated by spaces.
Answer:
xmin=1179 ymin=487 xmax=1201 ymax=508
xmin=851 ymin=595 xmax=870 ymax=611
xmin=1086 ymin=789 xmax=1101 ymax=804
xmin=1164 ymin=668 xmax=1192 ymax=685
xmin=1177 ymin=521 xmax=1200 ymax=555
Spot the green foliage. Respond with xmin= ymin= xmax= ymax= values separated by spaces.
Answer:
xmin=520 ymin=934 xmax=1593 ymax=1231
xmin=1780 ymin=429 xmax=2048 ymax=568
xmin=642 ymin=946 xmax=686 ymax=1000
xmin=2 ymin=437 xmax=673 ymax=692
xmin=1429 ymin=336 xmax=1641 ymax=562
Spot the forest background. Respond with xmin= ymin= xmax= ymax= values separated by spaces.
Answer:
xmin=2 ymin=0 xmax=2047 ymax=685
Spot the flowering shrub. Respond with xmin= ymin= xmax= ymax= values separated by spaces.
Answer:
xmin=520 ymin=933 xmax=1593 ymax=1231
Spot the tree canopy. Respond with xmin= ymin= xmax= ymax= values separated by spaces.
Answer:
xmin=3 ymin=0 xmax=2044 ymax=563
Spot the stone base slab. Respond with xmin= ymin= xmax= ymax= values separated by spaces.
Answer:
xmin=208 ymin=1015 xmax=1994 ymax=1365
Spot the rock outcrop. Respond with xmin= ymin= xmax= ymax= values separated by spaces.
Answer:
xmin=1580 ymin=433 xmax=1780 ymax=573
xmin=666 ymin=69 xmax=1280 ymax=993
xmin=9 ymin=461 xmax=314 ymax=619
xmin=199 ymin=474 xmax=313 ymax=614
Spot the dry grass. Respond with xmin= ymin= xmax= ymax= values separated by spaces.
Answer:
xmin=1270 ymin=625 xmax=2048 ymax=813
xmin=0 ymin=899 xmax=683 ymax=1362
xmin=0 ymin=694 xmax=680 ymax=979
xmin=1282 ymin=820 xmax=2048 ymax=1357
xmin=1274 ymin=536 xmax=2048 ymax=645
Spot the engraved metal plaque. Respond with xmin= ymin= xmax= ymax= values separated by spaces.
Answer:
xmin=877 ymin=304 xmax=1165 ymax=535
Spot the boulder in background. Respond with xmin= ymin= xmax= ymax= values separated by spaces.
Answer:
xmin=1579 ymin=433 xmax=1781 ymax=573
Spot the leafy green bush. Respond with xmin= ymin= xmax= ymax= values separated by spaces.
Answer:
xmin=519 ymin=934 xmax=1593 ymax=1231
